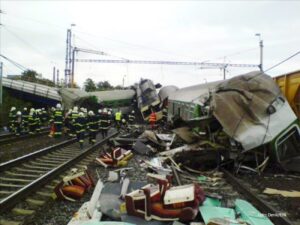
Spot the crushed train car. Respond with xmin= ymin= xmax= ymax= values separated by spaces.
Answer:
xmin=135 ymin=79 xmax=162 ymax=121
xmin=167 ymin=71 xmax=300 ymax=173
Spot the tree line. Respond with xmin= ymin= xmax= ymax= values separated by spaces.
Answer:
xmin=84 ymin=78 xmax=124 ymax=92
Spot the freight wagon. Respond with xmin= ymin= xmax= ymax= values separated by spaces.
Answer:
xmin=274 ymin=69 xmax=300 ymax=118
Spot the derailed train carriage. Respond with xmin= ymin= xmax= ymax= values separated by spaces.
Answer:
xmin=165 ymin=71 xmax=300 ymax=172
xmin=135 ymin=79 xmax=163 ymax=121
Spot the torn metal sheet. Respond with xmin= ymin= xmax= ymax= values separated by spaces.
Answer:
xmin=133 ymin=140 xmax=156 ymax=155
xmin=112 ymin=137 xmax=148 ymax=146
xmin=140 ymin=130 xmax=166 ymax=147
xmin=141 ymin=158 xmax=172 ymax=176
xmin=172 ymin=127 xmax=200 ymax=144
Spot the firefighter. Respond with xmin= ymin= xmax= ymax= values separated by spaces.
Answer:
xmin=8 ymin=107 xmax=17 ymax=133
xmin=101 ymin=108 xmax=110 ymax=138
xmin=64 ymin=109 xmax=73 ymax=136
xmin=98 ymin=109 xmax=104 ymax=135
xmin=41 ymin=108 xmax=48 ymax=126
xmin=87 ymin=110 xmax=98 ymax=144
xmin=128 ymin=110 xmax=135 ymax=124
xmin=22 ymin=107 xmax=29 ymax=134
xmin=28 ymin=108 xmax=37 ymax=134
xmin=35 ymin=109 xmax=42 ymax=133
xmin=49 ymin=107 xmax=56 ymax=137
xmin=115 ymin=109 xmax=122 ymax=131
xmin=15 ymin=111 xmax=23 ymax=136
xmin=70 ymin=106 xmax=79 ymax=137
xmin=75 ymin=112 xmax=86 ymax=149
xmin=54 ymin=103 xmax=63 ymax=137
xmin=121 ymin=118 xmax=128 ymax=131
xmin=149 ymin=109 xmax=157 ymax=130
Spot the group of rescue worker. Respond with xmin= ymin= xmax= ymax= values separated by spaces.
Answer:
xmin=48 ymin=104 xmax=136 ymax=149
xmin=6 ymin=103 xmax=167 ymax=149
xmin=8 ymin=106 xmax=49 ymax=136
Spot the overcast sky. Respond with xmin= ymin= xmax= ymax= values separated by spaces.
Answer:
xmin=1 ymin=1 xmax=300 ymax=88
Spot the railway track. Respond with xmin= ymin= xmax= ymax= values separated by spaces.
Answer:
xmin=221 ymin=169 xmax=298 ymax=225
xmin=0 ymin=131 xmax=118 ymax=224
xmin=0 ymin=129 xmax=49 ymax=146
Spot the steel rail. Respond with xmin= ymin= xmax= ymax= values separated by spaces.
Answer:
xmin=221 ymin=168 xmax=294 ymax=225
xmin=0 ymin=132 xmax=118 ymax=212
xmin=0 ymin=137 xmax=77 ymax=172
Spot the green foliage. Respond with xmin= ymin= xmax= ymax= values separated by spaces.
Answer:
xmin=19 ymin=70 xmax=55 ymax=87
xmin=97 ymin=81 xmax=113 ymax=91
xmin=84 ymin=78 xmax=97 ymax=92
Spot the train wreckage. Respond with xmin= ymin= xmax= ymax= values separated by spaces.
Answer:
xmin=53 ymin=71 xmax=300 ymax=225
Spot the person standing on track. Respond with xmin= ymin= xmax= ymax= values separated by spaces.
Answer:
xmin=87 ymin=110 xmax=98 ymax=144
xmin=128 ymin=110 xmax=135 ymax=124
xmin=70 ymin=106 xmax=79 ymax=137
xmin=22 ymin=107 xmax=29 ymax=134
xmin=114 ymin=109 xmax=122 ymax=131
xmin=28 ymin=108 xmax=37 ymax=134
xmin=101 ymin=108 xmax=110 ymax=138
xmin=15 ymin=111 xmax=23 ymax=136
xmin=54 ymin=103 xmax=63 ymax=137
xmin=75 ymin=112 xmax=86 ymax=149
xmin=8 ymin=107 xmax=17 ymax=133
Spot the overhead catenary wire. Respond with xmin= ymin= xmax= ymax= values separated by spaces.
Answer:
xmin=0 ymin=54 xmax=28 ymax=71
xmin=264 ymin=50 xmax=300 ymax=72
xmin=3 ymin=25 xmax=54 ymax=62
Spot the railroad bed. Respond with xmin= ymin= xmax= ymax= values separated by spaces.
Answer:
xmin=0 ymin=130 xmax=118 ymax=225
xmin=0 ymin=129 xmax=49 ymax=146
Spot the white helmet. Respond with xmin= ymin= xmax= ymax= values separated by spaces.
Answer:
xmin=132 ymin=110 xmax=135 ymax=114
xmin=103 ymin=108 xmax=107 ymax=113
xmin=17 ymin=111 xmax=22 ymax=116
xmin=73 ymin=106 xmax=78 ymax=112
xmin=51 ymin=107 xmax=55 ymax=111
xmin=56 ymin=103 xmax=62 ymax=109
xmin=80 ymin=107 xmax=84 ymax=112
xmin=11 ymin=107 xmax=16 ymax=111
xmin=30 ymin=108 xmax=35 ymax=113
xmin=98 ymin=109 xmax=102 ymax=113
xmin=122 ymin=118 xmax=126 ymax=123
xmin=68 ymin=109 xmax=72 ymax=114
xmin=108 ymin=111 xmax=111 ymax=115
xmin=23 ymin=107 xmax=27 ymax=111
xmin=88 ymin=110 xmax=94 ymax=116
xmin=79 ymin=112 xmax=84 ymax=117
xmin=42 ymin=108 xmax=45 ymax=111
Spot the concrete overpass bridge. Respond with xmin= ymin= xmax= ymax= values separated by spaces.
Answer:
xmin=2 ymin=78 xmax=61 ymax=106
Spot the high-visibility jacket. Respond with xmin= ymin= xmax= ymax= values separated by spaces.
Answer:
xmin=87 ymin=115 xmax=98 ymax=132
xmin=54 ymin=110 xmax=63 ymax=124
xmin=128 ymin=114 xmax=135 ymax=122
xmin=75 ymin=117 xmax=86 ymax=134
xmin=71 ymin=111 xmax=79 ymax=121
xmin=101 ymin=113 xmax=110 ymax=129
xmin=149 ymin=112 xmax=157 ymax=122
xmin=115 ymin=112 xmax=122 ymax=121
